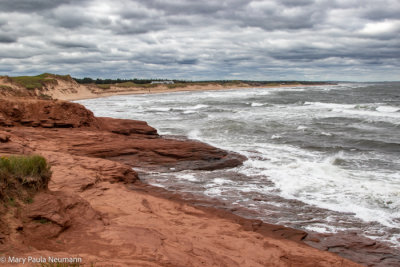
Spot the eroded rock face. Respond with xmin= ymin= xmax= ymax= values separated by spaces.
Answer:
xmin=21 ymin=190 xmax=104 ymax=250
xmin=98 ymin=117 xmax=158 ymax=136
xmin=305 ymin=232 xmax=400 ymax=266
xmin=0 ymin=98 xmax=100 ymax=129
xmin=0 ymin=98 xmax=244 ymax=171
xmin=0 ymin=131 xmax=10 ymax=143
xmin=0 ymin=98 xmax=250 ymax=264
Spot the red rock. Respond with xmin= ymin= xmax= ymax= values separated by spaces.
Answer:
xmin=98 ymin=117 xmax=158 ymax=136
xmin=22 ymin=190 xmax=103 ymax=250
xmin=0 ymin=98 xmax=100 ymax=129
xmin=0 ymin=97 xmax=367 ymax=266
xmin=0 ymin=131 xmax=10 ymax=143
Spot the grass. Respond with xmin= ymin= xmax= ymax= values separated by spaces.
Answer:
xmin=10 ymin=74 xmax=54 ymax=90
xmin=9 ymin=73 xmax=70 ymax=90
xmin=0 ymin=155 xmax=51 ymax=204
xmin=96 ymin=84 xmax=110 ymax=90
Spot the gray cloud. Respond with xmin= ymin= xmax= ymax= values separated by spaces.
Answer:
xmin=0 ymin=0 xmax=90 ymax=12
xmin=51 ymin=40 xmax=98 ymax=50
xmin=0 ymin=34 xmax=17 ymax=43
xmin=0 ymin=0 xmax=399 ymax=81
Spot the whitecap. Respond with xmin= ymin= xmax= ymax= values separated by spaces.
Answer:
xmin=297 ymin=125 xmax=308 ymax=130
xmin=178 ymin=174 xmax=198 ymax=182
xmin=271 ymin=134 xmax=282 ymax=139
xmin=251 ymin=102 xmax=264 ymax=107
xmin=376 ymin=105 xmax=400 ymax=113
xmin=320 ymin=131 xmax=332 ymax=136
xmin=212 ymin=178 xmax=232 ymax=185
xmin=204 ymin=187 xmax=222 ymax=196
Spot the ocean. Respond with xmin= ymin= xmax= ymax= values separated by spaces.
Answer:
xmin=77 ymin=82 xmax=400 ymax=247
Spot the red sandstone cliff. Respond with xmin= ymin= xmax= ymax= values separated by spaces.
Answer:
xmin=0 ymin=97 xmax=365 ymax=266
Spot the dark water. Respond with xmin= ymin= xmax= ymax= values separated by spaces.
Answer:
xmin=78 ymin=82 xmax=400 ymax=247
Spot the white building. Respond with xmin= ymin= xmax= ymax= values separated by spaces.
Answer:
xmin=150 ymin=81 xmax=174 ymax=84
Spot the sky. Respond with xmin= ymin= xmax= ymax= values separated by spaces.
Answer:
xmin=0 ymin=0 xmax=399 ymax=81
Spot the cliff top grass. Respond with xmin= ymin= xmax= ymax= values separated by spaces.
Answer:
xmin=9 ymin=73 xmax=71 ymax=90
xmin=0 ymin=155 xmax=51 ymax=205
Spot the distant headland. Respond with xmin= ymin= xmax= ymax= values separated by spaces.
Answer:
xmin=0 ymin=73 xmax=334 ymax=101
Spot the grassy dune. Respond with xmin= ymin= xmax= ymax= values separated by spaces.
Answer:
xmin=9 ymin=73 xmax=70 ymax=90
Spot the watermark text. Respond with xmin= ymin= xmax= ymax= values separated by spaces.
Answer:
xmin=1 ymin=255 xmax=82 ymax=264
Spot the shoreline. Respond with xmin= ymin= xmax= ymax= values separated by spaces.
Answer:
xmin=0 ymin=111 xmax=360 ymax=266
xmin=73 ymin=83 xmax=400 ymax=266
xmin=62 ymin=83 xmax=329 ymax=101
xmin=1 ymin=81 xmax=397 ymax=266
xmin=132 ymin=172 xmax=400 ymax=266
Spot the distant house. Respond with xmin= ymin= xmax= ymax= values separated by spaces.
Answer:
xmin=150 ymin=81 xmax=174 ymax=84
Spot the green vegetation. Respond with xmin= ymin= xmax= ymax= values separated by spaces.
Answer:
xmin=10 ymin=74 xmax=55 ymax=90
xmin=9 ymin=73 xmax=71 ymax=90
xmin=74 ymin=77 xmax=331 ymax=88
xmin=0 ymin=155 xmax=51 ymax=181
xmin=3 ymin=73 xmax=332 ymax=92
xmin=0 ymin=155 xmax=51 ymax=205
xmin=115 ymin=81 xmax=140 ymax=88
xmin=74 ymin=77 xmax=154 ymax=85
xmin=95 ymin=82 xmax=159 ymax=90
xmin=96 ymin=84 xmax=110 ymax=90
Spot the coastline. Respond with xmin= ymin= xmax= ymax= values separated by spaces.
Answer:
xmin=71 ymin=84 xmax=400 ymax=266
xmin=1 ymin=80 xmax=398 ymax=266
xmin=58 ymin=83 xmax=328 ymax=101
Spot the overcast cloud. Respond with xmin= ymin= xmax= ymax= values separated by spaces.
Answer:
xmin=0 ymin=0 xmax=399 ymax=81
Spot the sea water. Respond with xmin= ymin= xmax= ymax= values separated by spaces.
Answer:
xmin=77 ymin=82 xmax=400 ymax=247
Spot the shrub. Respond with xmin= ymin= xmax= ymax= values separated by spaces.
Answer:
xmin=0 ymin=155 xmax=51 ymax=203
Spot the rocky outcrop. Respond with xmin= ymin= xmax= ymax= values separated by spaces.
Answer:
xmin=305 ymin=232 xmax=400 ymax=266
xmin=98 ymin=117 xmax=158 ymax=136
xmin=0 ymin=98 xmax=100 ymax=128
xmin=23 ymin=191 xmax=103 ymax=242
xmin=0 ymin=98 xmax=244 ymax=171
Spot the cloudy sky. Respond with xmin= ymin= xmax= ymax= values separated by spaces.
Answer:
xmin=0 ymin=0 xmax=399 ymax=81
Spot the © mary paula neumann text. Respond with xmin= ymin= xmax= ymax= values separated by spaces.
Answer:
xmin=7 ymin=256 xmax=82 ymax=264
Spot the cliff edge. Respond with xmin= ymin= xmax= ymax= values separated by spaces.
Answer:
xmin=0 ymin=97 xmax=362 ymax=266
